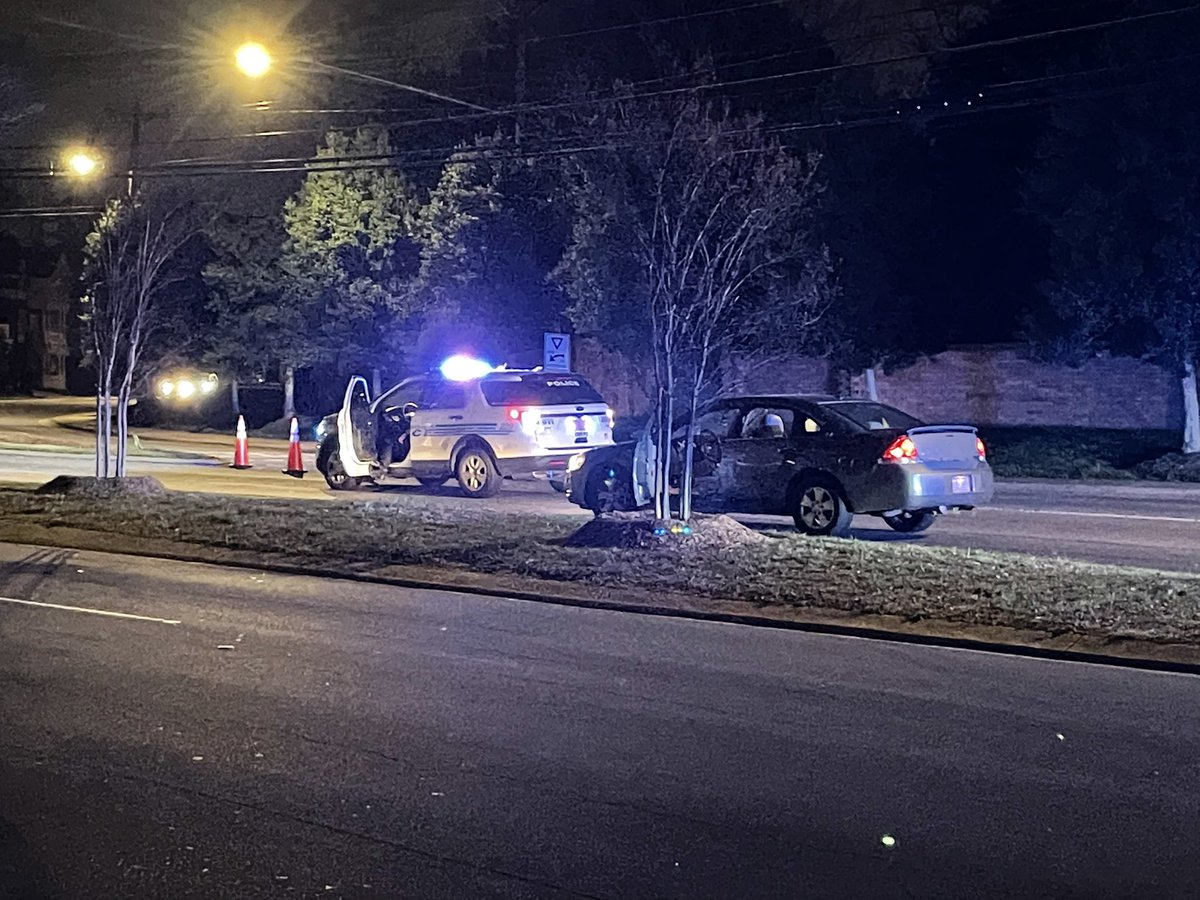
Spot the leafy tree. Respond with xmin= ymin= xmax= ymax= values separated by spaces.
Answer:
xmin=203 ymin=213 xmax=315 ymax=415
xmin=281 ymin=128 xmax=424 ymax=402
xmin=785 ymin=0 xmax=998 ymax=99
xmin=556 ymin=91 xmax=834 ymax=521
xmin=1025 ymin=88 xmax=1200 ymax=454
xmin=413 ymin=134 xmax=571 ymax=367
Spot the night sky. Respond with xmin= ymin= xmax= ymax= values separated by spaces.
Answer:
xmin=1 ymin=0 xmax=1191 ymax=347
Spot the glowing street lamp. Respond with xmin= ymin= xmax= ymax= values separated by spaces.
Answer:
xmin=66 ymin=150 xmax=101 ymax=177
xmin=235 ymin=41 xmax=272 ymax=78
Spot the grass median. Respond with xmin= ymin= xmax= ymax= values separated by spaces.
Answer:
xmin=2 ymin=486 xmax=1199 ymax=649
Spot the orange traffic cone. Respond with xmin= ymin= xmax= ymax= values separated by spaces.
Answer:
xmin=231 ymin=415 xmax=251 ymax=469
xmin=283 ymin=416 xmax=305 ymax=479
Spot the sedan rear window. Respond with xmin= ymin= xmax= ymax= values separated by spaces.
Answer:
xmin=821 ymin=401 xmax=923 ymax=431
xmin=481 ymin=375 xmax=604 ymax=407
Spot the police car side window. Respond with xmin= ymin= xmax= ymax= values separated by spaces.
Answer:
xmin=424 ymin=383 xmax=467 ymax=410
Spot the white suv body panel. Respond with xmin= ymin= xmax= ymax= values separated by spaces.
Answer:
xmin=338 ymin=370 xmax=615 ymax=482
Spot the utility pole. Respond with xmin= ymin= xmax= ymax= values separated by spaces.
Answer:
xmin=126 ymin=99 xmax=142 ymax=198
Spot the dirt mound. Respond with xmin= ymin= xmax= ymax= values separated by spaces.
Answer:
xmin=564 ymin=511 xmax=767 ymax=552
xmin=36 ymin=476 xmax=169 ymax=499
xmin=1134 ymin=452 xmax=1200 ymax=483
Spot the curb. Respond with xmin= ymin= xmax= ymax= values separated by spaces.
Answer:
xmin=3 ymin=527 xmax=1200 ymax=676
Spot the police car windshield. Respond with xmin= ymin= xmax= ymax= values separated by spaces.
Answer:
xmin=481 ymin=375 xmax=603 ymax=407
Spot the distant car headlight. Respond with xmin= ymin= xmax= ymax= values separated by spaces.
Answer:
xmin=176 ymin=380 xmax=197 ymax=400
xmin=568 ymin=452 xmax=588 ymax=473
xmin=199 ymin=375 xmax=218 ymax=395
xmin=314 ymin=420 xmax=328 ymax=441
xmin=159 ymin=380 xmax=175 ymax=397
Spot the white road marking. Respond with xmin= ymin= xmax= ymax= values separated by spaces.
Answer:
xmin=0 ymin=595 xmax=181 ymax=625
xmin=982 ymin=506 xmax=1200 ymax=524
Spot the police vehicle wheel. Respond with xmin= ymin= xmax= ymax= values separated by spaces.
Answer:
xmin=456 ymin=448 xmax=501 ymax=498
xmin=320 ymin=442 xmax=362 ymax=492
xmin=882 ymin=510 xmax=936 ymax=533
xmin=549 ymin=480 xmax=567 ymax=494
xmin=792 ymin=477 xmax=853 ymax=537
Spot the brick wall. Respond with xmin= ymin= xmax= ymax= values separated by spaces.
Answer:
xmin=850 ymin=347 xmax=1183 ymax=430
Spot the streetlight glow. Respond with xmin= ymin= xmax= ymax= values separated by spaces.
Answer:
xmin=67 ymin=151 xmax=99 ymax=177
xmin=235 ymin=41 xmax=272 ymax=78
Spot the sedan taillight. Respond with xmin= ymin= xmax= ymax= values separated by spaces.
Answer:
xmin=882 ymin=435 xmax=919 ymax=463
xmin=976 ymin=437 xmax=987 ymax=461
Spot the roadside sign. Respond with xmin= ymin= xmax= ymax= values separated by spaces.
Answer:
xmin=543 ymin=332 xmax=571 ymax=372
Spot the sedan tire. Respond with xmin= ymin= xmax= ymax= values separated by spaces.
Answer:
xmin=882 ymin=510 xmax=936 ymax=533
xmin=792 ymin=477 xmax=853 ymax=537
xmin=585 ymin=466 xmax=637 ymax=515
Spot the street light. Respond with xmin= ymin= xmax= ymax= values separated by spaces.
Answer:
xmin=66 ymin=150 xmax=101 ymax=177
xmin=233 ymin=40 xmax=494 ymax=113
xmin=235 ymin=41 xmax=272 ymax=79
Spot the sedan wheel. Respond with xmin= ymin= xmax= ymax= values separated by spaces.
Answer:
xmin=883 ymin=510 xmax=937 ymax=533
xmin=456 ymin=448 xmax=501 ymax=498
xmin=793 ymin=480 xmax=853 ymax=537
xmin=586 ymin=467 xmax=636 ymax=515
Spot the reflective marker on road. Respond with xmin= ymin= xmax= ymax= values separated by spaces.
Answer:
xmin=0 ymin=595 xmax=181 ymax=625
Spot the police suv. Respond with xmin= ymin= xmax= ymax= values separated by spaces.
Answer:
xmin=314 ymin=357 xmax=615 ymax=498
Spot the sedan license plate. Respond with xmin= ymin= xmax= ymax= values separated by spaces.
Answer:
xmin=951 ymin=474 xmax=972 ymax=494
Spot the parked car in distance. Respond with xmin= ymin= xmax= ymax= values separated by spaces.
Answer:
xmin=565 ymin=395 xmax=994 ymax=536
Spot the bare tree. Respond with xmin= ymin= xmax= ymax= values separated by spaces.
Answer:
xmin=82 ymin=197 xmax=194 ymax=477
xmin=558 ymin=93 xmax=833 ymax=521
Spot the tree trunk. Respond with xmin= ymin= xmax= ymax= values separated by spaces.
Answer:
xmin=282 ymin=364 xmax=296 ymax=421
xmin=95 ymin=391 xmax=107 ymax=477
xmin=1183 ymin=359 xmax=1200 ymax=455
xmin=116 ymin=382 xmax=130 ymax=477
xmin=864 ymin=366 xmax=879 ymax=401
xmin=230 ymin=379 xmax=241 ymax=420
xmin=654 ymin=387 xmax=675 ymax=522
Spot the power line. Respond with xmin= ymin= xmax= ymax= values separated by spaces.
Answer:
xmin=5 ymin=2 xmax=1196 ymax=165
xmin=5 ymin=62 xmax=1192 ymax=187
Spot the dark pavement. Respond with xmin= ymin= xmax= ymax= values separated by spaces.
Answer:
xmin=3 ymin=542 xmax=1200 ymax=898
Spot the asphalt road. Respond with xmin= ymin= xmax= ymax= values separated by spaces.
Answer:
xmin=2 ymin=541 xmax=1199 ymax=898
xmin=3 ymin=396 xmax=1200 ymax=572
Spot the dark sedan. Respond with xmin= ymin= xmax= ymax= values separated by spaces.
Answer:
xmin=565 ymin=395 xmax=994 ymax=536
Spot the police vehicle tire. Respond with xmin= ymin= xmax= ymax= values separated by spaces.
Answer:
xmin=549 ymin=480 xmax=567 ymax=494
xmin=792 ymin=475 xmax=853 ymax=537
xmin=882 ymin=509 xmax=936 ymax=533
xmin=319 ymin=440 xmax=363 ymax=492
xmin=456 ymin=447 xmax=502 ymax=499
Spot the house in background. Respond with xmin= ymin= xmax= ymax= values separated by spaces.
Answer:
xmin=0 ymin=232 xmax=71 ymax=392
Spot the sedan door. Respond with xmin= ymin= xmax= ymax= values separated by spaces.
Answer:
xmin=716 ymin=405 xmax=799 ymax=515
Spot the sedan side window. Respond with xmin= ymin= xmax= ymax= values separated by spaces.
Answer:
xmin=678 ymin=406 xmax=739 ymax=439
xmin=740 ymin=407 xmax=794 ymax=439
